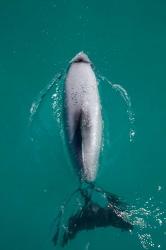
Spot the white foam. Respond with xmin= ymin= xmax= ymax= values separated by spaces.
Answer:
xmin=98 ymin=74 xmax=136 ymax=142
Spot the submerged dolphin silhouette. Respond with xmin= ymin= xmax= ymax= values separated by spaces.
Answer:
xmin=53 ymin=52 xmax=133 ymax=247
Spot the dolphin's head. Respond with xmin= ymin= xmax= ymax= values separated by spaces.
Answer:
xmin=70 ymin=52 xmax=91 ymax=64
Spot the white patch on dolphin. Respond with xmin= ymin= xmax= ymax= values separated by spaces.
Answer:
xmin=65 ymin=52 xmax=102 ymax=182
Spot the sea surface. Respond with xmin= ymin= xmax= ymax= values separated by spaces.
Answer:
xmin=0 ymin=1 xmax=166 ymax=250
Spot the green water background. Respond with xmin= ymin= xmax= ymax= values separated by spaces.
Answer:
xmin=0 ymin=1 xmax=166 ymax=249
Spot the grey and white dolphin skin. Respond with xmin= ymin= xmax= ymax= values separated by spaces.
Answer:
xmin=65 ymin=52 xmax=102 ymax=182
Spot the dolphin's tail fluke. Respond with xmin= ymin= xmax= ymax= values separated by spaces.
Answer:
xmin=52 ymin=183 xmax=133 ymax=247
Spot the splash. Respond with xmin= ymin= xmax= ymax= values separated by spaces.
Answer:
xmin=124 ymin=194 xmax=166 ymax=249
xmin=98 ymin=75 xmax=136 ymax=142
xmin=138 ymin=234 xmax=155 ymax=249
xmin=29 ymin=72 xmax=64 ymax=124
xmin=51 ymin=79 xmax=64 ymax=137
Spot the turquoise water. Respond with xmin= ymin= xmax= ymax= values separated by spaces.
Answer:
xmin=0 ymin=1 xmax=166 ymax=249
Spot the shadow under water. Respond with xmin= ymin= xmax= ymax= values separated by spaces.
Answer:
xmin=52 ymin=183 xmax=133 ymax=247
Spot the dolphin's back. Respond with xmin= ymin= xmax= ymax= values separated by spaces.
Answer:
xmin=53 ymin=53 xmax=134 ymax=248
xmin=65 ymin=60 xmax=102 ymax=182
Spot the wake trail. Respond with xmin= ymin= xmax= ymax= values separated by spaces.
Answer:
xmin=29 ymin=72 xmax=64 ymax=124
xmin=98 ymin=74 xmax=136 ymax=142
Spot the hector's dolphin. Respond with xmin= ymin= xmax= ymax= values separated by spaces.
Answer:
xmin=65 ymin=52 xmax=102 ymax=182
xmin=53 ymin=52 xmax=133 ymax=247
